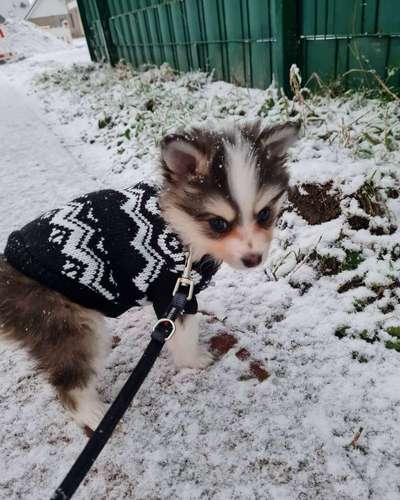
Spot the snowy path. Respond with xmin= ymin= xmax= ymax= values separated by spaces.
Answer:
xmin=0 ymin=73 xmax=100 ymax=248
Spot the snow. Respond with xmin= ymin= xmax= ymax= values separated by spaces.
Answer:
xmin=0 ymin=72 xmax=99 ymax=239
xmin=2 ymin=17 xmax=66 ymax=59
xmin=0 ymin=41 xmax=400 ymax=500
xmin=0 ymin=0 xmax=30 ymax=20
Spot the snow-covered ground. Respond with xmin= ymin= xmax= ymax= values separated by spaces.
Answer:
xmin=0 ymin=36 xmax=400 ymax=500
xmin=1 ymin=17 xmax=67 ymax=60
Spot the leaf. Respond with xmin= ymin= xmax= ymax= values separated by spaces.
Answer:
xmin=387 ymin=326 xmax=400 ymax=338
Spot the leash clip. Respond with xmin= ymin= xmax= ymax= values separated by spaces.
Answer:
xmin=173 ymin=277 xmax=194 ymax=301
xmin=173 ymin=249 xmax=194 ymax=301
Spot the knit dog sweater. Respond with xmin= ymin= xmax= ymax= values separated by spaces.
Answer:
xmin=4 ymin=182 xmax=219 ymax=318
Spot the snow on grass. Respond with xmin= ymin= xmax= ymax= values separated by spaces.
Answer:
xmin=1 ymin=52 xmax=400 ymax=500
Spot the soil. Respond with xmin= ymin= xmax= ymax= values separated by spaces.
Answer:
xmin=249 ymin=361 xmax=270 ymax=382
xmin=369 ymin=224 xmax=397 ymax=236
xmin=337 ymin=276 xmax=364 ymax=294
xmin=235 ymin=348 xmax=251 ymax=361
xmin=209 ymin=332 xmax=238 ymax=356
xmin=288 ymin=182 xmax=341 ymax=225
xmin=348 ymin=215 xmax=369 ymax=230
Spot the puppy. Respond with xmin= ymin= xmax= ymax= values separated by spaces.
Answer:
xmin=0 ymin=120 xmax=298 ymax=431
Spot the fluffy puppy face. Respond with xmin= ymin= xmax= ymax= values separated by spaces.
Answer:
xmin=159 ymin=121 xmax=299 ymax=270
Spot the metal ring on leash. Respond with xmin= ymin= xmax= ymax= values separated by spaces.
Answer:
xmin=152 ymin=318 xmax=176 ymax=341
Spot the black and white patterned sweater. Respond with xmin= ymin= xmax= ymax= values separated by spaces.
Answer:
xmin=4 ymin=182 xmax=219 ymax=318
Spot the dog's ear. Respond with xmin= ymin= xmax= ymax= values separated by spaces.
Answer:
xmin=257 ymin=121 xmax=300 ymax=157
xmin=160 ymin=133 xmax=209 ymax=179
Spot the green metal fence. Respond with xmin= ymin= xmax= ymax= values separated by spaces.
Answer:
xmin=77 ymin=0 xmax=400 ymax=92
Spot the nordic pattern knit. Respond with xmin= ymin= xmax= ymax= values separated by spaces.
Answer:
xmin=4 ymin=182 xmax=219 ymax=318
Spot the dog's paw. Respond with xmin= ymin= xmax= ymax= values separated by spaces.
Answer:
xmin=191 ymin=348 xmax=214 ymax=369
xmin=68 ymin=388 xmax=108 ymax=432
xmin=75 ymin=399 xmax=108 ymax=432
xmin=174 ymin=347 xmax=214 ymax=369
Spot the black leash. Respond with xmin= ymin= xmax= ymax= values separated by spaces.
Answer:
xmin=51 ymin=251 xmax=194 ymax=500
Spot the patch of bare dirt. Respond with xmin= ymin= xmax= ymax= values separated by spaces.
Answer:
xmin=347 ymin=215 xmax=369 ymax=230
xmin=369 ymin=224 xmax=397 ymax=236
xmin=337 ymin=276 xmax=364 ymax=294
xmin=288 ymin=182 xmax=341 ymax=225
xmin=239 ymin=361 xmax=270 ymax=382
xmin=235 ymin=348 xmax=251 ymax=361
xmin=387 ymin=188 xmax=399 ymax=199
xmin=249 ymin=361 xmax=270 ymax=382
xmin=209 ymin=332 xmax=237 ymax=356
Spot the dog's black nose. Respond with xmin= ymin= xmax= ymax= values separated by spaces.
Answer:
xmin=241 ymin=254 xmax=262 ymax=268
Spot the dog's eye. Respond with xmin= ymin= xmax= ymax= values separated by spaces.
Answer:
xmin=257 ymin=207 xmax=271 ymax=225
xmin=208 ymin=217 xmax=229 ymax=234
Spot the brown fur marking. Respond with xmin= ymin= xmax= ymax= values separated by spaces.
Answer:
xmin=0 ymin=256 xmax=104 ymax=406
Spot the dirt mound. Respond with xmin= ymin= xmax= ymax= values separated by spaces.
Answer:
xmin=288 ymin=181 xmax=341 ymax=225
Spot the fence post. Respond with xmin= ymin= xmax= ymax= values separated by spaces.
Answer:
xmin=94 ymin=0 xmax=119 ymax=65
xmin=271 ymin=0 xmax=298 ymax=94
xmin=76 ymin=0 xmax=96 ymax=61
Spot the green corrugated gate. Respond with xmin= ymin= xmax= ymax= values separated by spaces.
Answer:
xmin=77 ymin=0 xmax=400 ymax=92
